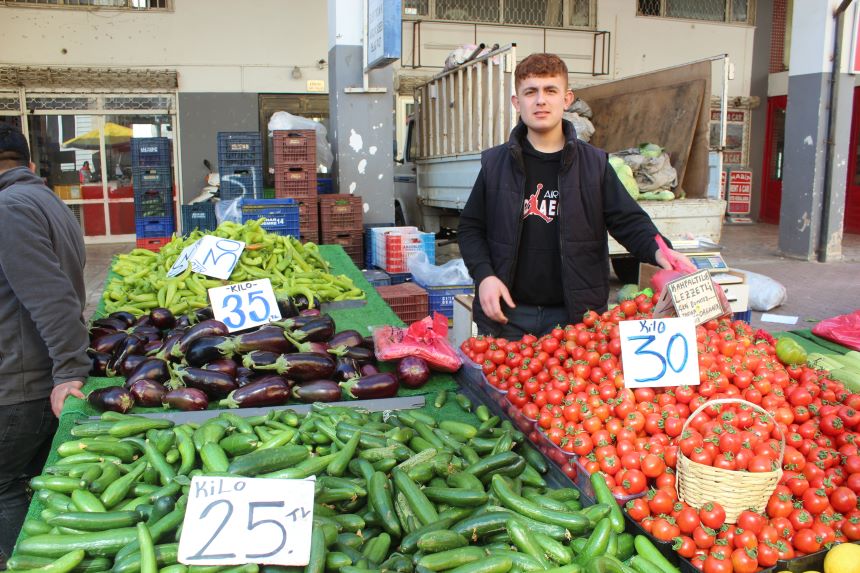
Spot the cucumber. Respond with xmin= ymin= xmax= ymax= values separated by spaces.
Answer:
xmin=219 ymin=433 xmax=260 ymax=457
xmin=5 ymin=549 xmax=85 ymax=573
xmin=422 ymin=488 xmax=488 ymax=508
xmin=416 ymin=530 xmax=468 ymax=553
xmin=417 ymin=547 xmax=486 ymax=571
xmin=112 ymin=543 xmax=179 ymax=573
xmin=447 ymin=556 xmax=512 ymax=573
xmin=56 ymin=439 xmax=138 ymax=462
xmin=47 ymin=511 xmax=142 ymax=531
xmin=6 ymin=554 xmax=110 ymax=573
xmin=200 ymin=442 xmax=230 ymax=473
xmin=17 ymin=528 xmax=140 ymax=557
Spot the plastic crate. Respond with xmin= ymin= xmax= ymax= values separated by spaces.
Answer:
xmin=240 ymin=198 xmax=300 ymax=237
xmin=220 ymin=166 xmax=264 ymax=200
xmin=364 ymin=223 xmax=395 ymax=269
xmin=181 ymin=203 xmax=217 ymax=233
xmin=273 ymin=164 xmax=317 ymax=201
xmin=319 ymin=194 xmax=363 ymax=235
xmin=733 ymin=309 xmax=752 ymax=323
xmin=131 ymin=137 xmax=172 ymax=168
xmin=217 ymin=132 xmax=263 ymax=166
xmin=300 ymin=230 xmax=319 ymax=245
xmin=136 ymin=236 xmax=171 ymax=251
xmin=135 ymin=216 xmax=175 ymax=238
xmin=376 ymin=283 xmax=429 ymax=325
xmin=273 ymin=130 xmax=316 ymax=166
xmin=317 ymin=177 xmax=334 ymax=195
xmin=371 ymin=228 xmax=436 ymax=273
xmin=362 ymin=269 xmax=390 ymax=287
xmin=132 ymin=166 xmax=173 ymax=190
xmin=322 ymin=232 xmax=363 ymax=267
xmin=413 ymin=279 xmax=474 ymax=324
xmin=134 ymin=187 xmax=174 ymax=219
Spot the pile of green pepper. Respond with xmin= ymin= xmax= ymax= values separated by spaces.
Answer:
xmin=12 ymin=405 xmax=678 ymax=573
xmin=102 ymin=220 xmax=364 ymax=317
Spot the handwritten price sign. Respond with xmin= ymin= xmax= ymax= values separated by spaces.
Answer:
xmin=178 ymin=476 xmax=315 ymax=566
xmin=619 ymin=317 xmax=699 ymax=388
xmin=209 ymin=279 xmax=281 ymax=333
xmin=190 ymin=236 xmax=246 ymax=280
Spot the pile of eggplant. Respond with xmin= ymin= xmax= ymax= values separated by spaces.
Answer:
xmin=86 ymin=297 xmax=401 ymax=413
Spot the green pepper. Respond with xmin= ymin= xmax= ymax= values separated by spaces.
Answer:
xmin=775 ymin=337 xmax=807 ymax=365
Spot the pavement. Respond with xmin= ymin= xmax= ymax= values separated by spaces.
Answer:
xmin=83 ymin=222 xmax=860 ymax=334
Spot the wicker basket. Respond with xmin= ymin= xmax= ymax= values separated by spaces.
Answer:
xmin=675 ymin=398 xmax=784 ymax=524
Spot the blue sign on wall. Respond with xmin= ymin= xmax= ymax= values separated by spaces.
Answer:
xmin=367 ymin=0 xmax=401 ymax=70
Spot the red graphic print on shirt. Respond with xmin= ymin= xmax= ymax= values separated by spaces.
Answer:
xmin=522 ymin=183 xmax=558 ymax=223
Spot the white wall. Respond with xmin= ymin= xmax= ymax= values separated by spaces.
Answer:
xmin=0 ymin=1 xmax=330 ymax=93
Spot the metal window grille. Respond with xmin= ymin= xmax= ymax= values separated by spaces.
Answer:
xmin=403 ymin=0 xmax=428 ymax=16
xmin=405 ymin=0 xmax=592 ymax=28
xmin=2 ymin=0 xmax=169 ymax=9
xmin=505 ymin=0 xmax=563 ymax=27
xmin=27 ymin=96 xmax=98 ymax=110
xmin=637 ymin=0 xmax=754 ymax=24
xmin=436 ymin=0 xmax=498 ymax=23
xmin=0 ymin=94 xmax=21 ymax=111
xmin=103 ymin=95 xmax=172 ymax=110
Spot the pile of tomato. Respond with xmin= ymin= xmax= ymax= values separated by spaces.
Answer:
xmin=459 ymin=299 xmax=860 ymax=573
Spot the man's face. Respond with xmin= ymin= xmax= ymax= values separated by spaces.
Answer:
xmin=512 ymin=74 xmax=574 ymax=134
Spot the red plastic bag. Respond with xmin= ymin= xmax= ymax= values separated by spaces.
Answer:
xmin=651 ymin=235 xmax=732 ymax=319
xmin=373 ymin=313 xmax=462 ymax=372
xmin=812 ymin=310 xmax=860 ymax=351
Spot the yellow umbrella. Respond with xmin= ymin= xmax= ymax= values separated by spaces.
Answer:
xmin=63 ymin=122 xmax=133 ymax=150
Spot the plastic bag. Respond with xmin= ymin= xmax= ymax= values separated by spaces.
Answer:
xmin=215 ymin=197 xmax=242 ymax=224
xmin=567 ymin=98 xmax=592 ymax=119
xmin=373 ymin=313 xmax=462 ymax=372
xmin=735 ymin=269 xmax=787 ymax=311
xmin=562 ymin=112 xmax=595 ymax=143
xmin=408 ymin=252 xmax=472 ymax=287
xmin=444 ymin=44 xmax=489 ymax=70
xmin=612 ymin=147 xmax=678 ymax=193
xmin=268 ymin=111 xmax=333 ymax=172
xmin=812 ymin=310 xmax=860 ymax=351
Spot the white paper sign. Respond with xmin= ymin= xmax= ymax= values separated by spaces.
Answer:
xmin=189 ymin=236 xmax=246 ymax=280
xmin=166 ymin=241 xmax=200 ymax=278
xmin=619 ymin=317 xmax=700 ymax=388
xmin=209 ymin=278 xmax=282 ymax=333
xmin=178 ymin=476 xmax=315 ymax=566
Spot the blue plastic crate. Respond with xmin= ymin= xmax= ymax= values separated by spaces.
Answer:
xmin=733 ymin=309 xmax=752 ymax=323
xmin=317 ymin=177 xmax=335 ymax=195
xmin=131 ymin=138 xmax=172 ymax=168
xmin=362 ymin=269 xmax=390 ymax=287
xmin=133 ymin=166 xmax=173 ymax=190
xmin=134 ymin=187 xmax=174 ymax=219
xmin=241 ymin=198 xmax=300 ymax=237
xmin=413 ymin=279 xmax=474 ymax=322
xmin=181 ymin=203 xmax=217 ymax=234
xmin=135 ymin=215 xmax=175 ymax=238
xmin=217 ymin=132 xmax=263 ymax=167
xmin=220 ymin=166 xmax=264 ymax=200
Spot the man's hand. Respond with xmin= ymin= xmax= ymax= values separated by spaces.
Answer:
xmin=655 ymin=247 xmax=694 ymax=272
xmin=479 ymin=276 xmax=515 ymax=324
xmin=51 ymin=380 xmax=85 ymax=417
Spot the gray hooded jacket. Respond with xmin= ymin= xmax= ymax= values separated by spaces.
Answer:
xmin=0 ymin=166 xmax=90 ymax=405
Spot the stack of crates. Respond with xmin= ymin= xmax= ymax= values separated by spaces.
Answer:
xmin=240 ymin=198 xmax=300 ymax=237
xmin=218 ymin=132 xmax=264 ymax=200
xmin=320 ymin=194 xmax=364 ymax=266
xmin=369 ymin=227 xmax=436 ymax=274
xmin=132 ymin=137 xmax=175 ymax=250
xmin=273 ymin=130 xmax=318 ymax=243
xmin=181 ymin=203 xmax=217 ymax=234
xmin=376 ymin=283 xmax=429 ymax=325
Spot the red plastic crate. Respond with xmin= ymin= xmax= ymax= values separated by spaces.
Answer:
xmin=274 ymin=164 xmax=317 ymax=201
xmin=136 ymin=236 xmax=171 ymax=251
xmin=320 ymin=194 xmax=363 ymax=235
xmin=322 ymin=232 xmax=363 ymax=266
xmin=376 ymin=283 xmax=428 ymax=325
xmin=273 ymin=130 xmax=316 ymax=166
xmin=300 ymin=230 xmax=319 ymax=245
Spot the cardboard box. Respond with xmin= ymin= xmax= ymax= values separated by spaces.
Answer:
xmin=452 ymin=294 xmax=476 ymax=348
xmin=712 ymin=270 xmax=749 ymax=313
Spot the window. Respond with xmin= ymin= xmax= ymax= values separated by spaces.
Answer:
xmin=637 ymin=0 xmax=754 ymax=25
xmin=403 ymin=0 xmax=593 ymax=29
xmin=2 ymin=0 xmax=169 ymax=10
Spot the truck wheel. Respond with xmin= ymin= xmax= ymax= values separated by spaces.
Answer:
xmin=611 ymin=256 xmax=639 ymax=284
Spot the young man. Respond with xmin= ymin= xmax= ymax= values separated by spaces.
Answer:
xmin=0 ymin=125 xmax=89 ymax=558
xmin=458 ymin=53 xmax=689 ymax=338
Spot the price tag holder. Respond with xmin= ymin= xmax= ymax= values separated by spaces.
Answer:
xmin=652 ymin=269 xmax=726 ymax=326
xmin=190 ymin=236 xmax=246 ymax=280
xmin=178 ymin=476 xmax=315 ymax=566
xmin=209 ymin=278 xmax=282 ymax=333
xmin=166 ymin=241 xmax=200 ymax=278
xmin=619 ymin=317 xmax=699 ymax=388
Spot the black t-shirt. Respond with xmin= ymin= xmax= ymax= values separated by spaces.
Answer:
xmin=510 ymin=139 xmax=564 ymax=306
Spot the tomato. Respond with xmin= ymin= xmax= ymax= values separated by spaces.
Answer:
xmin=789 ymin=508 xmax=814 ymax=530
xmin=748 ymin=454 xmax=775 ymax=473
xmin=792 ymin=528 xmax=822 ymax=554
xmin=802 ymin=487 xmax=831 ymax=514
xmin=730 ymin=547 xmax=759 ymax=573
xmin=703 ymin=548 xmax=731 ymax=573
xmin=619 ymin=469 xmax=647 ymax=494
xmin=625 ymin=497 xmax=650 ymax=522
xmin=766 ymin=488 xmax=794 ymax=519
xmin=648 ymin=489 xmax=675 ymax=515
xmin=640 ymin=454 xmax=666 ymax=478
xmin=732 ymin=528 xmax=758 ymax=550
xmin=842 ymin=512 xmax=860 ymax=541
xmin=676 ymin=506 xmax=701 ymax=535
xmin=829 ymin=486 xmax=858 ymax=513
xmin=757 ymin=541 xmax=779 ymax=568
xmin=699 ymin=502 xmax=726 ymax=530
xmin=693 ymin=526 xmax=716 ymax=549
xmin=651 ymin=517 xmax=681 ymax=541
xmin=732 ymin=510 xmax=764 ymax=535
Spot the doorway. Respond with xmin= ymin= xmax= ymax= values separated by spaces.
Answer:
xmin=760 ymin=95 xmax=786 ymax=224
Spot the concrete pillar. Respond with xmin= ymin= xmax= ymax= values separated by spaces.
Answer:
xmin=327 ymin=0 xmax=396 ymax=225
xmin=748 ymin=0 xmax=772 ymax=220
xmin=779 ymin=0 xmax=854 ymax=260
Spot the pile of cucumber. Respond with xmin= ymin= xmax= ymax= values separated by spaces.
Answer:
xmin=11 ymin=405 xmax=678 ymax=573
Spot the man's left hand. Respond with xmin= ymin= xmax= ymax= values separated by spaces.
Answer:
xmin=655 ymin=247 xmax=694 ymax=271
xmin=51 ymin=380 xmax=85 ymax=417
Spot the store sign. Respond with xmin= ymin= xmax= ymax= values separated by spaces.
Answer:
xmin=178 ymin=476 xmax=315 ymax=566
xmin=728 ymin=171 xmax=752 ymax=215
xmin=209 ymin=278 xmax=281 ymax=333
xmin=367 ymin=0 xmax=401 ymax=69
xmin=710 ymin=108 xmax=748 ymax=166
xmin=306 ymin=80 xmax=326 ymax=92
xmin=619 ymin=317 xmax=699 ymax=388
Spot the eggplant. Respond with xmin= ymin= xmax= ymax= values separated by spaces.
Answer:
xmin=242 ymin=351 xmax=281 ymax=371
xmin=175 ymin=315 xmax=193 ymax=330
xmin=172 ymin=366 xmax=237 ymax=398
xmin=88 ymin=386 xmax=134 ymax=413
xmin=128 ymin=325 xmax=161 ymax=343
xmin=333 ymin=357 xmax=360 ymax=383
xmin=125 ymin=357 xmax=171 ymax=388
xmin=92 ymin=317 xmax=128 ymax=332
xmin=236 ymin=366 xmax=255 ymax=387
xmin=222 ymin=326 xmax=293 ymax=355
xmin=292 ymin=316 xmax=336 ymax=343
xmin=153 ymin=332 xmax=183 ymax=362
xmin=220 ymin=376 xmax=291 ymax=408
xmin=360 ymin=363 xmax=380 ymax=377
xmin=184 ymin=336 xmax=232 ymax=368
xmin=142 ymin=339 xmax=162 ymax=355
xmin=133 ymin=314 xmax=153 ymax=328
xmin=149 ymin=307 xmax=176 ymax=330
xmin=128 ymin=379 xmax=167 ymax=407
xmin=361 ymin=336 xmax=375 ymax=351
xmin=276 ymin=297 xmax=299 ymax=320
xmin=89 ymin=326 xmax=118 ymax=342
xmin=292 ymin=294 xmax=321 ymax=312
xmin=175 ymin=319 xmax=229 ymax=356
xmin=108 ymin=335 xmax=147 ymax=377
xmin=340 ymin=373 xmax=398 ymax=400
xmin=299 ymin=309 xmax=321 ymax=317
xmin=163 ymin=388 xmax=208 ymax=411
xmin=328 ymin=330 xmax=365 ymax=349
xmin=119 ymin=353 xmax=148 ymax=378
xmin=203 ymin=359 xmax=239 ymax=379
xmin=90 ymin=331 xmax=129 ymax=355
xmin=292 ymin=379 xmax=341 ymax=403
xmin=329 ymin=345 xmax=375 ymax=365
xmin=397 ymin=357 xmax=431 ymax=389
xmin=194 ymin=307 xmax=214 ymax=322
xmin=88 ymin=350 xmax=112 ymax=377
xmin=243 ymin=352 xmax=335 ymax=382
xmin=108 ymin=311 xmax=136 ymax=328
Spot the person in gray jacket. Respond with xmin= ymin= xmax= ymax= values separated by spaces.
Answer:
xmin=0 ymin=125 xmax=90 ymax=558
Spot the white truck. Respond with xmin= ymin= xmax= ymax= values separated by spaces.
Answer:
xmin=394 ymin=44 xmax=728 ymax=281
